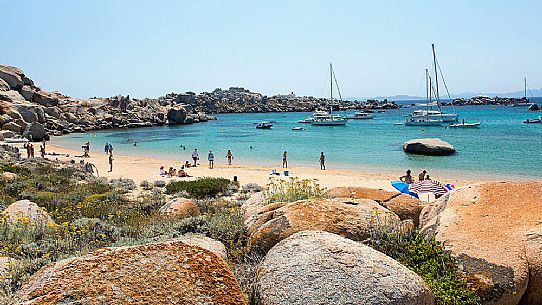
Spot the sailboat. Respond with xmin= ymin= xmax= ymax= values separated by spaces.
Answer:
xmin=311 ymin=63 xmax=347 ymax=126
xmin=405 ymin=44 xmax=458 ymax=126
xmin=512 ymin=78 xmax=535 ymax=107
xmin=405 ymin=68 xmax=444 ymax=126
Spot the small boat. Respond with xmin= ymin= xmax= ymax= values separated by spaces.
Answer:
xmin=347 ymin=112 xmax=375 ymax=119
xmin=449 ymin=122 xmax=481 ymax=128
xmin=291 ymin=127 xmax=304 ymax=131
xmin=4 ymin=137 xmax=29 ymax=143
xmin=256 ymin=122 xmax=273 ymax=129
xmin=523 ymin=118 xmax=541 ymax=124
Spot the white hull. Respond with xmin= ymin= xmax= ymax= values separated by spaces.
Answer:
xmin=311 ymin=119 xmax=347 ymax=126
xmin=404 ymin=119 xmax=443 ymax=126
xmin=449 ymin=122 xmax=481 ymax=128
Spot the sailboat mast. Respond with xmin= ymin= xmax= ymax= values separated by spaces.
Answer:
xmin=524 ymin=77 xmax=527 ymax=99
xmin=330 ymin=63 xmax=333 ymax=116
xmin=431 ymin=44 xmax=442 ymax=112
xmin=425 ymin=69 xmax=430 ymax=102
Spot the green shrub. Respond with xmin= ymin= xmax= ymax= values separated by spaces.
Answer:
xmin=264 ymin=177 xmax=325 ymax=203
xmin=165 ymin=177 xmax=232 ymax=199
xmin=369 ymin=226 xmax=481 ymax=305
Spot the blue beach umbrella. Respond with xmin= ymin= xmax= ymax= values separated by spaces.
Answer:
xmin=391 ymin=181 xmax=419 ymax=199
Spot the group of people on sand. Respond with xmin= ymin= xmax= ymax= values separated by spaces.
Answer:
xmin=23 ymin=140 xmax=47 ymax=159
xmin=190 ymin=149 xmax=235 ymax=169
xmin=160 ymin=165 xmax=191 ymax=178
xmin=399 ymin=169 xmax=432 ymax=184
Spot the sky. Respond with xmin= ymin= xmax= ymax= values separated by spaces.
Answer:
xmin=1 ymin=0 xmax=541 ymax=99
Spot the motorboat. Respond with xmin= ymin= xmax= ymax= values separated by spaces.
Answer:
xmin=449 ymin=122 xmax=481 ymax=128
xmin=347 ymin=112 xmax=374 ymax=119
xmin=523 ymin=118 xmax=541 ymax=124
xmin=256 ymin=122 xmax=273 ymax=129
xmin=291 ymin=127 xmax=304 ymax=131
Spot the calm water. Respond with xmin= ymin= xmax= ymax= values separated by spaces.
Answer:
xmin=53 ymin=102 xmax=542 ymax=179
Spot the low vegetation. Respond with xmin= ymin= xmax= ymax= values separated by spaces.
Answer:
xmin=264 ymin=177 xmax=325 ymax=203
xmin=165 ymin=177 xmax=233 ymax=199
xmin=369 ymin=223 xmax=481 ymax=305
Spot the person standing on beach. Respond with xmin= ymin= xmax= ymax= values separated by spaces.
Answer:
xmin=418 ymin=170 xmax=427 ymax=181
xmin=208 ymin=150 xmax=215 ymax=169
xmin=319 ymin=152 xmax=325 ymax=170
xmin=108 ymin=154 xmax=114 ymax=172
xmin=226 ymin=150 xmax=234 ymax=165
xmin=108 ymin=143 xmax=113 ymax=154
xmin=282 ymin=151 xmax=288 ymax=168
xmin=40 ymin=145 xmax=45 ymax=158
xmin=192 ymin=149 xmax=199 ymax=167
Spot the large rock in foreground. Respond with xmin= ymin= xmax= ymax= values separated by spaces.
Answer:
xmin=420 ymin=181 xmax=542 ymax=304
xmin=14 ymin=239 xmax=246 ymax=305
xmin=257 ymin=230 xmax=435 ymax=305
xmin=247 ymin=198 xmax=400 ymax=254
xmin=326 ymin=187 xmax=425 ymax=227
xmin=403 ymin=138 xmax=455 ymax=156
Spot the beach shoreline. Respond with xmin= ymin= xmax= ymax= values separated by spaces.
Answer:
xmin=11 ymin=138 xmax=524 ymax=192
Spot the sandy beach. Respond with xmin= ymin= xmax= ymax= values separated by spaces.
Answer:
xmin=10 ymin=139 xmax=487 ymax=192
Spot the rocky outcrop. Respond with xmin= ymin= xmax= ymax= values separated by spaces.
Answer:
xmin=158 ymin=198 xmax=200 ymax=218
xmin=257 ymin=230 xmax=435 ymax=305
xmin=174 ymin=234 xmax=227 ymax=260
xmin=247 ymin=198 xmax=400 ymax=254
xmin=1 ymin=200 xmax=54 ymax=224
xmin=166 ymin=105 xmax=188 ymax=124
xmin=326 ymin=186 xmax=398 ymax=201
xmin=0 ymin=64 xmax=215 ymax=141
xmin=420 ymin=182 xmax=542 ymax=304
xmin=23 ymin=122 xmax=48 ymax=142
xmin=0 ymin=65 xmax=24 ymax=90
xmin=326 ymin=187 xmax=424 ymax=227
xmin=14 ymin=239 xmax=247 ymax=304
xmin=240 ymin=191 xmax=265 ymax=219
xmin=403 ymin=138 xmax=455 ymax=156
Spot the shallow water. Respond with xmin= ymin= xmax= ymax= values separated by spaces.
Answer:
xmin=53 ymin=103 xmax=542 ymax=179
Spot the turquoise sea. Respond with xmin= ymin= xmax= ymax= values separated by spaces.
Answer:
xmin=53 ymin=102 xmax=542 ymax=180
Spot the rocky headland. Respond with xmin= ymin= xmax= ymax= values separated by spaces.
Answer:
xmin=0 ymin=64 xmax=400 ymax=142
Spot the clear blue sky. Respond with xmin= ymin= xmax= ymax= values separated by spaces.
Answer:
xmin=1 ymin=0 xmax=540 ymax=98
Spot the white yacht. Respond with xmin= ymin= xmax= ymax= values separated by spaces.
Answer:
xmin=410 ymin=109 xmax=458 ymax=123
xmin=347 ymin=112 xmax=375 ymax=119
